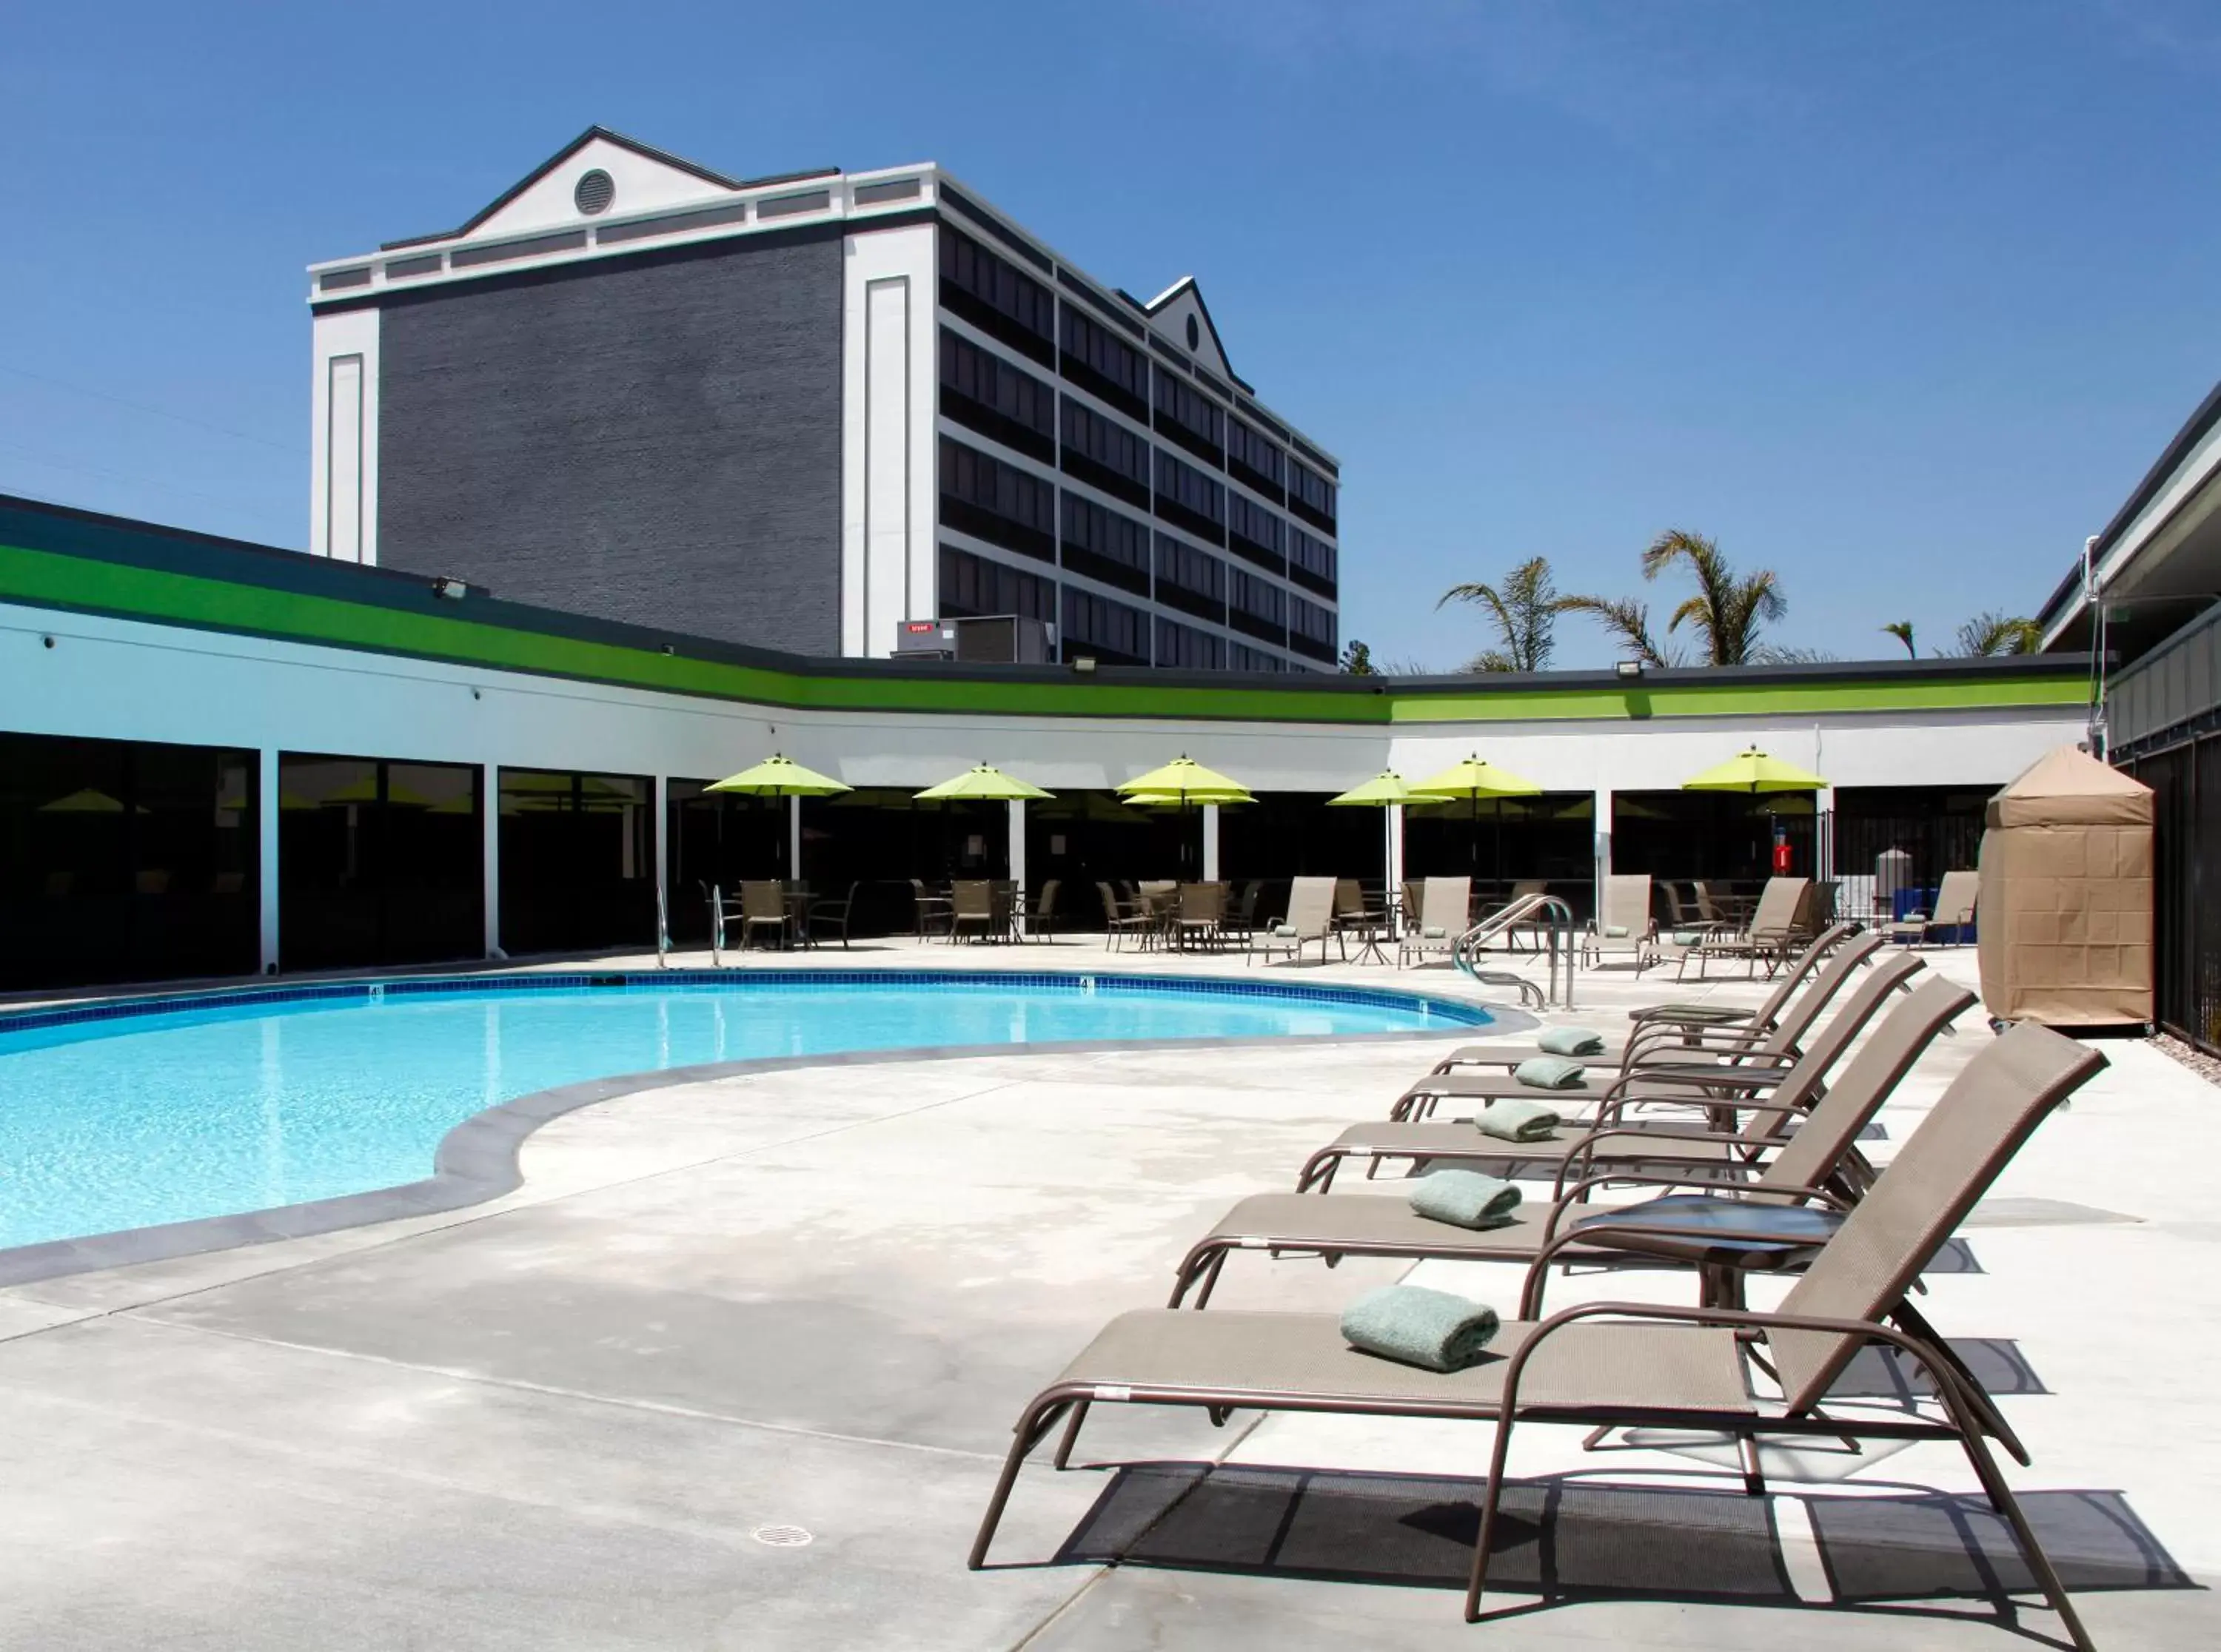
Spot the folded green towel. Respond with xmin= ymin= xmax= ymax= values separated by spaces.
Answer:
xmin=1671 ymin=930 xmax=1706 ymax=947
xmin=1477 ymin=1098 xmax=1563 ymax=1141
xmin=1513 ymin=1056 xmax=1587 ymax=1090
xmin=1409 ymin=1169 xmax=1522 ymax=1229
xmin=1421 ymin=924 xmax=1447 ymax=939
xmin=1604 ymin=924 xmax=1632 ymax=938
xmin=1341 ymin=1284 xmax=1501 ymax=1372
xmin=1535 ymin=1026 xmax=1605 ymax=1057
xmin=1270 ymin=922 xmax=1297 ymax=937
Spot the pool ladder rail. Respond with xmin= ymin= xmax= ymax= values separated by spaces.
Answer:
xmin=1451 ymin=893 xmax=1575 ymax=1010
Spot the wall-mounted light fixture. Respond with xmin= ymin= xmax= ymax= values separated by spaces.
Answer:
xmin=432 ymin=576 xmax=469 ymax=601
xmin=1071 ymin=655 xmax=1099 ymax=675
xmin=1615 ymin=659 xmax=1644 ymax=679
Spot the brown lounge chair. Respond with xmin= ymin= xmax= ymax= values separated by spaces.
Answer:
xmin=1413 ymin=928 xmax=1882 ymax=1104
xmin=969 ymin=1021 xmax=2107 ymax=1648
xmin=1296 ymin=951 xmax=1923 ymax=1190
xmin=1675 ymin=875 xmax=1809 ymax=980
xmin=1172 ymin=974 xmax=1975 ymax=1309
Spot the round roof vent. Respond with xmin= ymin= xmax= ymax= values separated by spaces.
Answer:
xmin=1185 ymin=315 xmax=1200 ymax=350
xmin=574 ymin=169 xmax=616 ymax=216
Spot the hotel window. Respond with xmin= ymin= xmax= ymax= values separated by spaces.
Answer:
xmin=1289 ymin=456 xmax=1337 ymax=531
xmin=1060 ymin=585 xmax=1148 ymax=665
xmin=1154 ymin=617 xmax=1225 ymax=671
xmin=497 ymin=770 xmax=655 ymax=957
xmin=1153 ymin=531 xmax=1227 ymax=624
xmin=1226 ymin=417 xmax=1285 ymax=501
xmin=1287 ymin=523 xmax=1338 ymax=597
xmin=1059 ymin=397 xmax=1151 ymax=508
xmin=1227 ymin=568 xmax=1287 ymax=645
xmin=1227 ymin=639 xmax=1286 ymax=673
xmin=279 ymin=755 xmax=483 ymax=970
xmin=940 ymin=227 xmax=1056 ymax=364
xmin=1287 ymin=591 xmax=1338 ymax=663
xmin=1225 ymin=492 xmax=1286 ymax=576
xmin=1059 ymin=303 xmax=1148 ymax=421
xmin=1059 ymin=492 xmax=1151 ymax=597
xmin=1153 ymin=449 xmax=1225 ymax=545
xmin=939 ymin=436 xmax=1056 ymax=561
xmin=939 ymin=544 xmax=1057 ymax=622
xmin=1152 ymin=366 xmax=1225 ymax=466
xmin=939 ymin=329 xmax=1054 ymax=463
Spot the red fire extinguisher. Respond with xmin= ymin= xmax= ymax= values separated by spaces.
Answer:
xmin=1771 ymin=830 xmax=1792 ymax=876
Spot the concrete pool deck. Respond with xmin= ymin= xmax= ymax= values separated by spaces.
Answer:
xmin=0 ymin=940 xmax=2214 ymax=1648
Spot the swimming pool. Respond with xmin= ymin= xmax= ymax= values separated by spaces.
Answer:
xmin=0 ymin=970 xmax=1487 ymax=1255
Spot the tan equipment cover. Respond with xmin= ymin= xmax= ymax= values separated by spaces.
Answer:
xmin=1977 ymin=748 xmax=2154 ymax=1027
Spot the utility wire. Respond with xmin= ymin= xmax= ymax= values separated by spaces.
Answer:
xmin=0 ymin=361 xmax=304 ymax=455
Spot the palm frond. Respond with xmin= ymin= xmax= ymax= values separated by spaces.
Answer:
xmin=1881 ymin=621 xmax=1917 ymax=659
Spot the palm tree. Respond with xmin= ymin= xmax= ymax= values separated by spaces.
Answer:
xmin=1882 ymin=621 xmax=1916 ymax=659
xmin=1639 ymin=529 xmax=1786 ymax=665
xmin=1339 ymin=639 xmax=1376 ymax=675
xmin=1437 ymin=557 xmax=1561 ymax=673
xmin=1555 ymin=594 xmax=1679 ymax=668
xmin=1952 ymin=611 xmax=2040 ymax=656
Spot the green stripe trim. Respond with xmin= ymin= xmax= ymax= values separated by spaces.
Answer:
xmin=0 ymin=543 xmax=2089 ymax=725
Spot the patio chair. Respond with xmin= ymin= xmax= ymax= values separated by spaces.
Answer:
xmin=1889 ymin=868 xmax=1979 ymax=948
xmin=1221 ymin=881 xmax=1262 ymax=948
xmin=969 ymin=1020 xmax=2107 ymax=1651
xmin=1674 ymin=875 xmax=1807 ymax=981
xmin=737 ymin=880 xmax=792 ymax=950
xmin=1302 ymin=950 xmax=1923 ymax=1188
xmin=1175 ymin=882 xmax=1227 ymax=950
xmin=1398 ymin=879 xmax=1423 ymax=935
xmin=802 ymin=881 xmax=858 ymax=950
xmin=951 ymin=879 xmax=1002 ymax=943
xmin=1395 ymin=876 xmax=1471 ymax=968
xmin=908 ymin=879 xmax=954 ymax=941
xmin=1250 ymin=876 xmax=1337 ymax=966
xmin=1170 ymin=974 xmax=1975 ymax=1310
xmin=1020 ymin=878 xmax=1060 ymax=941
xmin=1424 ymin=926 xmax=1883 ymax=1081
xmin=1095 ymin=882 xmax=1152 ymax=951
xmin=1581 ymin=875 xmax=1656 ymax=970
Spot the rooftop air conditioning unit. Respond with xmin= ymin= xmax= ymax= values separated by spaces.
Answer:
xmin=892 ymin=615 xmax=1054 ymax=665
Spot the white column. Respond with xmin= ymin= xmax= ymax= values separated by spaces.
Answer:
xmin=789 ymin=795 xmax=803 ymax=882
xmin=483 ymin=764 xmax=503 ymax=958
xmin=1201 ymin=804 xmax=1221 ymax=882
xmin=257 ymin=748 xmax=280 ymax=974
xmin=1385 ymin=804 xmax=1405 ymax=930
xmin=1008 ymin=799 xmax=1028 ymax=936
xmin=1592 ymin=787 xmax=1614 ymax=926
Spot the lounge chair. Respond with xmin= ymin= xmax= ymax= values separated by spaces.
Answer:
xmin=969 ymin=1021 xmax=2107 ymax=1649
xmin=1674 ymin=875 xmax=1806 ymax=981
xmin=1395 ymin=876 xmax=1470 ymax=968
xmin=1250 ymin=876 xmax=1338 ymax=966
xmin=1581 ymin=874 xmax=1656 ymax=970
xmin=1170 ymin=974 xmax=1973 ymax=1309
xmin=1299 ymin=951 xmax=1924 ymax=1189
xmin=1425 ymin=924 xmax=1877 ymax=1080
xmin=1889 ymin=868 xmax=1979 ymax=948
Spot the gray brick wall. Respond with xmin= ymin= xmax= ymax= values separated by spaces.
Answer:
xmin=376 ymin=236 xmax=845 ymax=652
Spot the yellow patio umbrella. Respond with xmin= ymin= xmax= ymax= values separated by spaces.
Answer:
xmin=913 ymin=764 xmax=1053 ymax=802
xmin=1681 ymin=746 xmax=1828 ymax=793
xmin=708 ymin=754 xmax=851 ymax=877
xmin=37 ymin=788 xmax=138 ymax=813
xmin=1410 ymin=754 xmax=1544 ymax=875
xmin=1327 ymin=772 xmax=1443 ymax=887
xmin=1115 ymin=755 xmax=1253 ymax=805
xmin=706 ymin=753 xmax=853 ymax=797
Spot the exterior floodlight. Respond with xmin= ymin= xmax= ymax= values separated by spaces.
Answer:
xmin=1071 ymin=655 xmax=1099 ymax=674
xmin=1615 ymin=659 xmax=1644 ymax=679
xmin=432 ymin=576 xmax=469 ymax=601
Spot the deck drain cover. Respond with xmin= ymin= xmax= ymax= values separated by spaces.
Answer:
xmin=751 ymin=1524 xmax=814 ymax=1548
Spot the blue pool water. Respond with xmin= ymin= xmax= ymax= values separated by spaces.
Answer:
xmin=0 ymin=973 xmax=1481 ymax=1251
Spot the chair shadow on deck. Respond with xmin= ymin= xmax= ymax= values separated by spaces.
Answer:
xmin=1051 ymin=1460 xmax=2195 ymax=1634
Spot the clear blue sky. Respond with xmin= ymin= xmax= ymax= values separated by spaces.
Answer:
xmin=6 ymin=1 xmax=2215 ymax=668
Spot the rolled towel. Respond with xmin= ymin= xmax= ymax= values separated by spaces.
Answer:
xmin=1604 ymin=924 xmax=1632 ymax=939
xmin=1535 ymin=1026 xmax=1606 ymax=1058
xmin=1341 ymin=1284 xmax=1501 ymax=1373
xmin=1270 ymin=922 xmax=1298 ymax=937
xmin=1512 ymin=1055 xmax=1587 ymax=1090
xmin=1671 ymin=930 xmax=1706 ymax=947
xmin=1476 ymin=1098 xmax=1563 ymax=1141
xmin=1421 ymin=924 xmax=1447 ymax=939
xmin=1409 ymin=1169 xmax=1521 ymax=1229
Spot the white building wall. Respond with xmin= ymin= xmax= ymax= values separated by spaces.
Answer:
xmin=307 ymin=306 xmax=380 ymax=563
xmin=839 ymin=223 xmax=937 ymax=657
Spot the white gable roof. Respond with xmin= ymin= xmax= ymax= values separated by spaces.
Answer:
xmin=1142 ymin=278 xmax=1234 ymax=383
